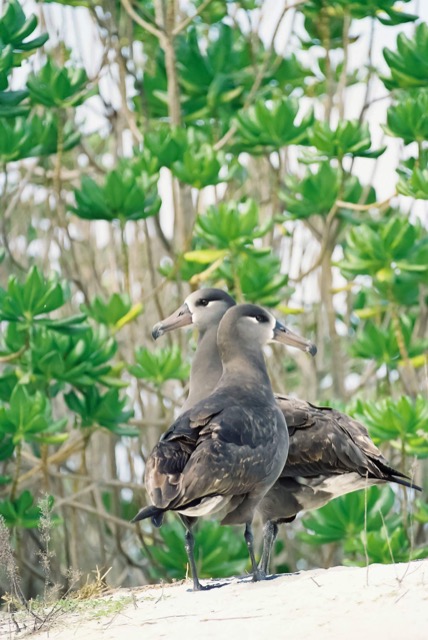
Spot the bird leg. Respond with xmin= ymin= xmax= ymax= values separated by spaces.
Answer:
xmin=183 ymin=523 xmax=227 ymax=591
xmin=259 ymin=520 xmax=279 ymax=576
xmin=183 ymin=525 xmax=205 ymax=591
xmin=244 ymin=523 xmax=264 ymax=582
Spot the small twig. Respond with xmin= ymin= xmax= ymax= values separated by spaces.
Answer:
xmin=337 ymin=11 xmax=351 ymax=120
xmin=53 ymin=482 xmax=98 ymax=509
xmin=214 ymin=0 xmax=301 ymax=151
xmin=291 ymin=205 xmax=338 ymax=283
xmin=380 ymin=511 xmax=398 ymax=572
xmin=17 ymin=436 xmax=87 ymax=486
xmin=154 ymin=582 xmax=165 ymax=603
xmin=120 ymin=0 xmax=164 ymax=39
xmin=1 ymin=161 xmax=38 ymax=271
xmin=3 ymin=161 xmax=38 ymax=219
xmin=153 ymin=214 xmax=173 ymax=255
xmin=0 ymin=345 xmax=27 ymax=363
xmin=62 ymin=500 xmax=150 ymax=534
xmin=394 ymin=589 xmax=409 ymax=604
xmin=143 ymin=219 xmax=167 ymax=322
xmin=363 ymin=476 xmax=370 ymax=587
xmin=173 ymin=0 xmax=216 ymax=36
xmin=335 ymin=194 xmax=395 ymax=212
xmin=359 ymin=18 xmax=376 ymax=124
xmin=115 ymin=44 xmax=143 ymax=144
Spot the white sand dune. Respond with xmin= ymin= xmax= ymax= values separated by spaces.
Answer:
xmin=3 ymin=560 xmax=427 ymax=640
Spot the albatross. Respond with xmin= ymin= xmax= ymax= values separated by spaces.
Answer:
xmin=132 ymin=303 xmax=306 ymax=590
xmin=152 ymin=288 xmax=421 ymax=576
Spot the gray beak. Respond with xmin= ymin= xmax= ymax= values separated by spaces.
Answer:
xmin=273 ymin=320 xmax=317 ymax=356
xmin=152 ymin=303 xmax=193 ymax=340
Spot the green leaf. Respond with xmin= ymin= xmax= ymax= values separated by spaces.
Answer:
xmin=193 ymin=199 xmax=267 ymax=250
xmin=352 ymin=396 xmax=428 ymax=458
xmin=302 ymin=1 xmax=417 ymax=36
xmin=300 ymin=486 xmax=397 ymax=547
xmin=0 ymin=87 xmax=29 ymax=117
xmin=0 ymin=490 xmax=59 ymax=529
xmin=65 ymin=387 xmax=135 ymax=434
xmin=308 ymin=120 xmax=383 ymax=160
xmin=232 ymin=95 xmax=314 ymax=153
xmin=347 ymin=524 xmax=427 ymax=565
xmin=340 ymin=214 xmax=428 ymax=302
xmin=184 ymin=249 xmax=227 ymax=264
xmin=71 ymin=159 xmax=161 ymax=222
xmin=281 ymin=162 xmax=375 ymax=221
xmin=218 ymin=251 xmax=292 ymax=307
xmin=0 ymin=385 xmax=67 ymax=445
xmin=40 ymin=313 xmax=89 ymax=335
xmin=0 ymin=112 xmax=80 ymax=162
xmin=351 ymin=315 xmax=428 ymax=370
xmin=397 ymin=150 xmax=428 ymax=200
xmin=0 ymin=266 xmax=69 ymax=322
xmin=415 ymin=501 xmax=428 ymax=525
xmin=382 ymin=23 xmax=428 ymax=90
xmin=27 ymin=56 xmax=97 ymax=108
xmin=0 ymin=0 xmax=48 ymax=72
xmin=141 ymin=24 xmax=269 ymax=123
xmin=143 ymin=125 xmax=187 ymax=170
xmin=130 ymin=345 xmax=190 ymax=386
xmin=29 ymin=325 xmax=119 ymax=390
xmin=171 ymin=140 xmax=241 ymax=189
xmin=140 ymin=516 xmax=249 ymax=580
xmin=0 ymin=433 xmax=14 ymax=460
xmin=81 ymin=293 xmax=136 ymax=328
xmin=384 ymin=90 xmax=428 ymax=144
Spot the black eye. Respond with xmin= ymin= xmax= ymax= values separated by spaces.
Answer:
xmin=255 ymin=314 xmax=268 ymax=323
xmin=199 ymin=299 xmax=209 ymax=307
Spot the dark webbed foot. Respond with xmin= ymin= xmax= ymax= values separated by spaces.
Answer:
xmin=236 ymin=571 xmax=287 ymax=584
xmin=190 ymin=580 xmax=229 ymax=592
xmin=251 ymin=567 xmax=265 ymax=582
xmin=261 ymin=572 xmax=285 ymax=581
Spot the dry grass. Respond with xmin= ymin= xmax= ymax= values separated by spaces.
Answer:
xmin=0 ymin=499 xmax=127 ymax=638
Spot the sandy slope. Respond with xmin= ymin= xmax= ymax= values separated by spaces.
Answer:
xmin=2 ymin=560 xmax=428 ymax=640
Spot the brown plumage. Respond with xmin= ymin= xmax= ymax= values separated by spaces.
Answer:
xmin=152 ymin=288 xmax=421 ymax=576
xmin=133 ymin=304 xmax=289 ymax=590
xmin=257 ymin=395 xmax=419 ymax=572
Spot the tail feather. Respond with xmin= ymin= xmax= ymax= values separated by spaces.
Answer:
xmin=131 ymin=505 xmax=165 ymax=527
xmin=388 ymin=475 xmax=422 ymax=492
xmin=374 ymin=459 xmax=422 ymax=491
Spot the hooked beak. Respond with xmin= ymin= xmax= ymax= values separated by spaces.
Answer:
xmin=273 ymin=321 xmax=317 ymax=356
xmin=152 ymin=303 xmax=193 ymax=340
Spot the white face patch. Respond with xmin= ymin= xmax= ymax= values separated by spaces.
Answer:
xmin=185 ymin=294 xmax=214 ymax=315
xmin=245 ymin=314 xmax=276 ymax=330
xmin=185 ymin=296 xmax=196 ymax=314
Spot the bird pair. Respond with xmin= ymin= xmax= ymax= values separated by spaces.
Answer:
xmin=133 ymin=289 xmax=420 ymax=591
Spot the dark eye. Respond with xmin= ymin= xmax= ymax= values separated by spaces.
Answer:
xmin=199 ymin=299 xmax=209 ymax=307
xmin=255 ymin=314 xmax=268 ymax=323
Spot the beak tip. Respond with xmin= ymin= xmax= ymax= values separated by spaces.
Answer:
xmin=307 ymin=343 xmax=317 ymax=357
xmin=152 ymin=324 xmax=163 ymax=341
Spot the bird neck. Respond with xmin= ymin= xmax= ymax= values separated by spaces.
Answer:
xmin=217 ymin=326 xmax=273 ymax=395
xmin=221 ymin=349 xmax=272 ymax=390
xmin=181 ymin=324 xmax=222 ymax=413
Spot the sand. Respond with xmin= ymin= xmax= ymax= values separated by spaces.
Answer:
xmin=1 ymin=560 xmax=427 ymax=640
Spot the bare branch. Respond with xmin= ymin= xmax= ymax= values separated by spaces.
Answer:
xmin=335 ymin=194 xmax=395 ymax=212
xmin=214 ymin=0 xmax=302 ymax=151
xmin=121 ymin=0 xmax=164 ymax=39
xmin=173 ymin=0 xmax=216 ymax=36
